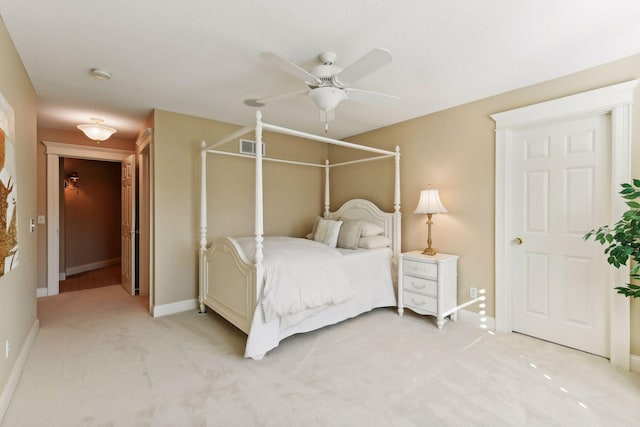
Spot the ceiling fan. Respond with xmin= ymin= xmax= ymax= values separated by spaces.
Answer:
xmin=244 ymin=48 xmax=399 ymax=132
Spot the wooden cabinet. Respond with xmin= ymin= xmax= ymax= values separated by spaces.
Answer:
xmin=397 ymin=251 xmax=458 ymax=329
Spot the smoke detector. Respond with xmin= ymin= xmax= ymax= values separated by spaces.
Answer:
xmin=90 ymin=68 xmax=112 ymax=80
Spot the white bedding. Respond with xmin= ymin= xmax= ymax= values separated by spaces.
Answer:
xmin=235 ymin=237 xmax=355 ymax=322
xmin=239 ymin=237 xmax=397 ymax=359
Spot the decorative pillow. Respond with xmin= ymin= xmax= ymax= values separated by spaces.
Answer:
xmin=306 ymin=216 xmax=323 ymax=240
xmin=337 ymin=219 xmax=363 ymax=250
xmin=358 ymin=235 xmax=391 ymax=249
xmin=360 ymin=222 xmax=385 ymax=237
xmin=313 ymin=219 xmax=343 ymax=248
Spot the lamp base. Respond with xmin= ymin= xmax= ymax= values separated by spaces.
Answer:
xmin=422 ymin=214 xmax=437 ymax=256
xmin=422 ymin=247 xmax=436 ymax=256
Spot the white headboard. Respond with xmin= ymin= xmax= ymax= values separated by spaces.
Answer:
xmin=327 ymin=199 xmax=399 ymax=258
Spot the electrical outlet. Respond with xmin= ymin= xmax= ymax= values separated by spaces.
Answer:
xmin=5 ymin=340 xmax=9 ymax=359
xmin=470 ymin=287 xmax=478 ymax=299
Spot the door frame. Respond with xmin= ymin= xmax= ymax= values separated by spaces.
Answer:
xmin=43 ymin=141 xmax=134 ymax=296
xmin=120 ymin=153 xmax=136 ymax=295
xmin=492 ymin=79 xmax=639 ymax=369
xmin=135 ymin=128 xmax=154 ymax=314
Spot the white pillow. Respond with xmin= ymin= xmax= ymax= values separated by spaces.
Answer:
xmin=306 ymin=216 xmax=323 ymax=240
xmin=337 ymin=219 xmax=363 ymax=250
xmin=358 ymin=235 xmax=391 ymax=249
xmin=313 ymin=219 xmax=343 ymax=248
xmin=360 ymin=222 xmax=384 ymax=237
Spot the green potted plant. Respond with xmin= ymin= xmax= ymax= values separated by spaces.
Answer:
xmin=584 ymin=180 xmax=640 ymax=298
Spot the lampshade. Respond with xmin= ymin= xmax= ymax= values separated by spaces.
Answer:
xmin=308 ymin=87 xmax=346 ymax=111
xmin=414 ymin=187 xmax=448 ymax=214
xmin=77 ymin=118 xmax=117 ymax=142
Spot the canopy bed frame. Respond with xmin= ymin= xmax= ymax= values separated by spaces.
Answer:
xmin=198 ymin=112 xmax=401 ymax=358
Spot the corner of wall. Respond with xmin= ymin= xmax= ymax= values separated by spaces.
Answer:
xmin=630 ymin=354 xmax=640 ymax=374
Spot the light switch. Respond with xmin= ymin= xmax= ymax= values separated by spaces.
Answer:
xmin=37 ymin=215 xmax=45 ymax=224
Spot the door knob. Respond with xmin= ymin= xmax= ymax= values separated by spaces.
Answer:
xmin=513 ymin=237 xmax=523 ymax=245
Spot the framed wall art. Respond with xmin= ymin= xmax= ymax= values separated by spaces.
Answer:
xmin=0 ymin=91 xmax=18 ymax=276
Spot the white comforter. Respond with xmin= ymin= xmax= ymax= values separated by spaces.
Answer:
xmin=237 ymin=237 xmax=396 ymax=359
xmin=236 ymin=237 xmax=355 ymax=322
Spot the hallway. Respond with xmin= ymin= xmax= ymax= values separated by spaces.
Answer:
xmin=59 ymin=265 xmax=121 ymax=293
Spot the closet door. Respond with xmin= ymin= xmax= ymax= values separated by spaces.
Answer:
xmin=510 ymin=114 xmax=610 ymax=357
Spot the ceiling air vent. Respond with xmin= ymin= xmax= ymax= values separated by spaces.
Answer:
xmin=239 ymin=139 xmax=265 ymax=156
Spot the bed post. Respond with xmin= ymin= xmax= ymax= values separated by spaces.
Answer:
xmin=254 ymin=111 xmax=265 ymax=281
xmin=324 ymin=159 xmax=330 ymax=217
xmin=393 ymin=145 xmax=401 ymax=261
xmin=198 ymin=140 xmax=207 ymax=314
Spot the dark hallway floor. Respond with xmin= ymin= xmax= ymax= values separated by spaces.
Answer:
xmin=59 ymin=264 xmax=121 ymax=293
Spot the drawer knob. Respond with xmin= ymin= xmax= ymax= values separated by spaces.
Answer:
xmin=513 ymin=237 xmax=523 ymax=245
xmin=412 ymin=282 xmax=426 ymax=290
xmin=411 ymin=298 xmax=425 ymax=306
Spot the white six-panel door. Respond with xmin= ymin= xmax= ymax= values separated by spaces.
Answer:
xmin=510 ymin=114 xmax=611 ymax=357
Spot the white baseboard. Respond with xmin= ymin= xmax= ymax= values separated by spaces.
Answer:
xmin=0 ymin=318 xmax=39 ymax=423
xmin=458 ymin=309 xmax=496 ymax=331
xmin=36 ymin=287 xmax=48 ymax=298
xmin=153 ymin=298 xmax=197 ymax=318
xmin=65 ymin=257 xmax=120 ymax=277
xmin=630 ymin=354 xmax=640 ymax=374
xmin=58 ymin=272 xmax=66 ymax=281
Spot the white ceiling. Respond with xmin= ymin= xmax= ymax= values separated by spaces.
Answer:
xmin=1 ymin=0 xmax=639 ymax=140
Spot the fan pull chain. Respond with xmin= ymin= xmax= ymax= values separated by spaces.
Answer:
xmin=320 ymin=109 xmax=330 ymax=134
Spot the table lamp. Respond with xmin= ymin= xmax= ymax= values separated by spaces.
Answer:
xmin=414 ymin=185 xmax=448 ymax=256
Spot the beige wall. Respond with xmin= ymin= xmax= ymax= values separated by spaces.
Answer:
xmin=62 ymin=158 xmax=121 ymax=271
xmin=0 ymin=16 xmax=38 ymax=409
xmin=36 ymin=127 xmax=135 ymax=288
xmin=21 ymin=44 xmax=640 ymax=372
xmin=330 ymin=53 xmax=640 ymax=353
xmin=153 ymin=55 xmax=640 ymax=353
xmin=152 ymin=110 xmax=327 ymax=307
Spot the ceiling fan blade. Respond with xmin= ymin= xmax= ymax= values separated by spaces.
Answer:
xmin=344 ymin=88 xmax=399 ymax=105
xmin=336 ymin=48 xmax=393 ymax=85
xmin=244 ymin=89 xmax=309 ymax=107
xmin=259 ymin=52 xmax=322 ymax=86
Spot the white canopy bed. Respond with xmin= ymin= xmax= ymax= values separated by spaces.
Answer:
xmin=199 ymin=112 xmax=401 ymax=359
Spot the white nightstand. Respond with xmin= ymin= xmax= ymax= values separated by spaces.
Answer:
xmin=397 ymin=251 xmax=459 ymax=329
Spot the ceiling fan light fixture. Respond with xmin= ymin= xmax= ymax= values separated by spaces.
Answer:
xmin=257 ymin=48 xmax=396 ymax=131
xmin=77 ymin=118 xmax=117 ymax=142
xmin=308 ymin=87 xmax=345 ymax=112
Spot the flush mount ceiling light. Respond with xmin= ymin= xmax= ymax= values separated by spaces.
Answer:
xmin=77 ymin=118 xmax=117 ymax=142
xmin=90 ymin=68 xmax=112 ymax=80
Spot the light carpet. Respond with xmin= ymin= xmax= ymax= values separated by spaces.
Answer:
xmin=2 ymin=285 xmax=640 ymax=426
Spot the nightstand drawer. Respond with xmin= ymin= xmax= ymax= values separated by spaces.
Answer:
xmin=403 ymin=259 xmax=437 ymax=279
xmin=403 ymin=291 xmax=437 ymax=313
xmin=403 ymin=275 xmax=437 ymax=296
